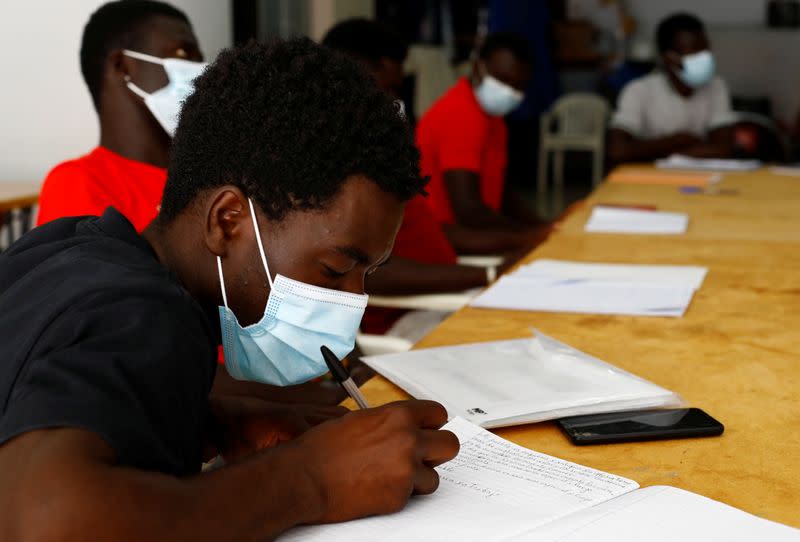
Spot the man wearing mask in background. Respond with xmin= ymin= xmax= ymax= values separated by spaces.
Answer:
xmin=323 ymin=19 xmax=533 ymax=342
xmin=416 ymin=33 xmax=549 ymax=240
xmin=608 ymin=12 xmax=735 ymax=164
xmin=37 ymin=0 xmax=204 ymax=231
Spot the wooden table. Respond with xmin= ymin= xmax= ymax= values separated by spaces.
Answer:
xmin=353 ymin=165 xmax=800 ymax=528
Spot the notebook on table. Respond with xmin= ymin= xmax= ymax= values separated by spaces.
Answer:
xmin=361 ymin=331 xmax=682 ymax=429
xmin=655 ymin=154 xmax=762 ymax=172
xmin=280 ymin=418 xmax=799 ymax=541
xmin=585 ymin=206 xmax=689 ymax=235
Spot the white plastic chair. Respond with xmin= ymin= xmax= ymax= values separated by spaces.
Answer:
xmin=538 ymin=93 xmax=610 ymax=196
xmin=356 ymin=256 xmax=501 ymax=356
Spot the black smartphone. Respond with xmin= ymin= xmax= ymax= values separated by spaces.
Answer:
xmin=557 ymin=408 xmax=724 ymax=445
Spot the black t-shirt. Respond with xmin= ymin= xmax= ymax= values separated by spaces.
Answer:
xmin=0 ymin=208 xmax=217 ymax=476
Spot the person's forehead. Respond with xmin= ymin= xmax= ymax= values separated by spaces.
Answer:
xmin=485 ymin=48 xmax=531 ymax=91
xmin=487 ymin=49 xmax=530 ymax=75
xmin=285 ymin=175 xmax=403 ymax=264
xmin=672 ymin=30 xmax=708 ymax=55
xmin=135 ymin=15 xmax=199 ymax=56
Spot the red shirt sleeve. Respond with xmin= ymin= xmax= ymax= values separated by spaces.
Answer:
xmin=37 ymin=162 xmax=113 ymax=226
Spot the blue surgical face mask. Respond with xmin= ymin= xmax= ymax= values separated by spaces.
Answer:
xmin=123 ymin=49 xmax=207 ymax=137
xmin=474 ymin=74 xmax=524 ymax=116
xmin=217 ymin=199 xmax=369 ymax=386
xmin=675 ymin=50 xmax=715 ymax=89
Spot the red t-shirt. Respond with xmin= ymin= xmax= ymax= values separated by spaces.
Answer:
xmin=416 ymin=77 xmax=508 ymax=224
xmin=361 ymin=195 xmax=458 ymax=334
xmin=37 ymin=146 xmax=167 ymax=232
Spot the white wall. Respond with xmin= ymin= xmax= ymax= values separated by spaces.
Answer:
xmin=0 ymin=1 xmax=232 ymax=183
xmin=627 ymin=0 xmax=763 ymax=40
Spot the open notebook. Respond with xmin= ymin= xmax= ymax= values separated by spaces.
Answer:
xmin=280 ymin=418 xmax=798 ymax=541
xmin=362 ymin=331 xmax=681 ymax=428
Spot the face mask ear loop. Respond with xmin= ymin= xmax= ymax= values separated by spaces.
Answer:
xmin=248 ymin=198 xmax=274 ymax=288
xmin=124 ymin=76 xmax=150 ymax=99
xmin=216 ymin=256 xmax=230 ymax=309
xmin=122 ymin=49 xmax=166 ymax=65
xmin=122 ymin=50 xmax=168 ymax=99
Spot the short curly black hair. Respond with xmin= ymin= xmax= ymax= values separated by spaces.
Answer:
xmin=479 ymin=32 xmax=533 ymax=66
xmin=158 ymin=38 xmax=424 ymax=223
xmin=322 ymin=18 xmax=408 ymax=65
xmin=656 ymin=13 xmax=705 ymax=53
xmin=80 ymin=1 xmax=189 ymax=109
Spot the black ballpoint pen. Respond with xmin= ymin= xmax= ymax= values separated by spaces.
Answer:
xmin=321 ymin=345 xmax=370 ymax=409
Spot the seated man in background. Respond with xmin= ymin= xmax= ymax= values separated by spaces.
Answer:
xmin=416 ymin=32 xmax=549 ymax=237
xmin=37 ymin=0 xmax=204 ymax=230
xmin=323 ymin=20 xmax=535 ymax=341
xmin=0 ymin=38 xmax=458 ymax=540
xmin=608 ymin=12 xmax=734 ymax=165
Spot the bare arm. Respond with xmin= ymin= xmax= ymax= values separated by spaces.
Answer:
xmin=607 ymin=128 xmax=704 ymax=165
xmin=0 ymin=428 xmax=318 ymax=542
xmin=441 ymin=223 xmax=550 ymax=255
xmin=0 ymin=401 xmax=458 ymax=542
xmin=443 ymin=170 xmax=521 ymax=230
xmin=678 ymin=126 xmax=736 ymax=158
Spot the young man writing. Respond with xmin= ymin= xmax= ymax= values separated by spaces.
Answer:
xmin=0 ymin=39 xmax=458 ymax=540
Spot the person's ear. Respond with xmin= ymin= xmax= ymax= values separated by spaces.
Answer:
xmin=107 ymin=49 xmax=135 ymax=87
xmin=203 ymin=187 xmax=251 ymax=257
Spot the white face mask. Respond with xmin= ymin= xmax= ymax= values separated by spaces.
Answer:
xmin=672 ymin=49 xmax=715 ymax=89
xmin=122 ymin=49 xmax=207 ymax=137
xmin=474 ymin=74 xmax=524 ymax=117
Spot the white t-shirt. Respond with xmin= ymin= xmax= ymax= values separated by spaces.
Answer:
xmin=611 ymin=72 xmax=732 ymax=139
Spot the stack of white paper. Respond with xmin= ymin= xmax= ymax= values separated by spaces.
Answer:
xmin=585 ymin=206 xmax=689 ymax=235
xmin=470 ymin=259 xmax=707 ymax=317
xmin=362 ymin=330 xmax=682 ymax=428
xmin=770 ymin=164 xmax=800 ymax=176
xmin=656 ymin=154 xmax=761 ymax=171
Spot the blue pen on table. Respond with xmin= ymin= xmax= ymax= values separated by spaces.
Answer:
xmin=321 ymin=345 xmax=370 ymax=409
